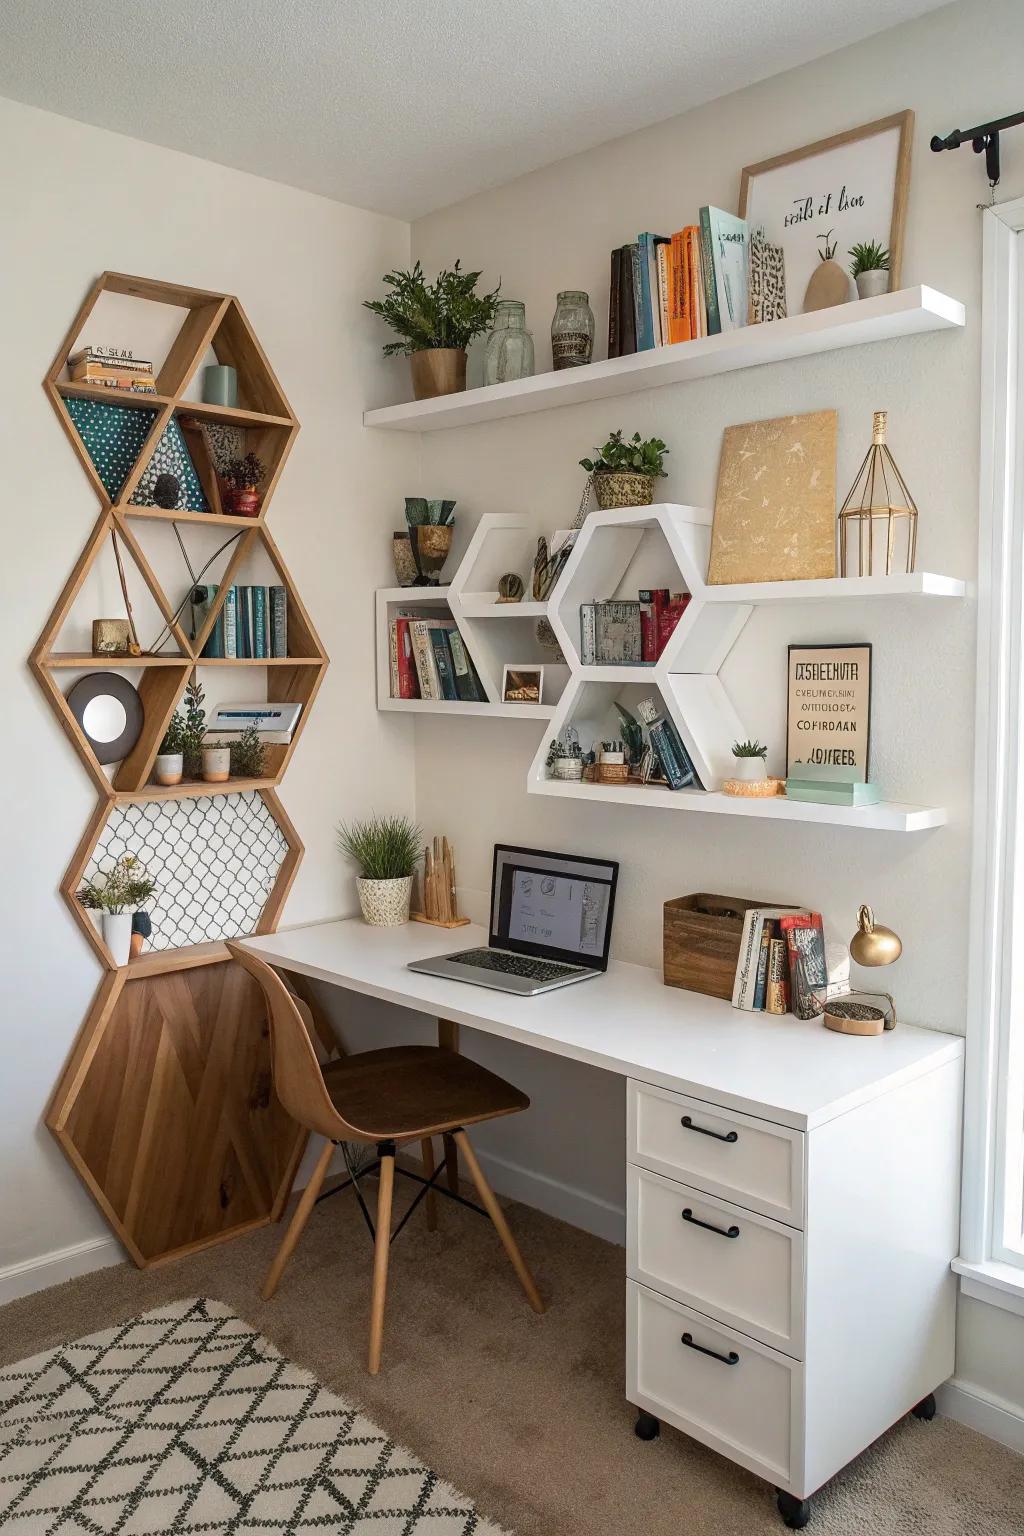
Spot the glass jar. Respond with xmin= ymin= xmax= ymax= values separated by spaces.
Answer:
xmin=483 ymin=300 xmax=535 ymax=385
xmin=550 ymin=290 xmax=595 ymax=369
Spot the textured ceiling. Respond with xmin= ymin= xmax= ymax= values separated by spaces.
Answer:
xmin=0 ymin=0 xmax=945 ymax=220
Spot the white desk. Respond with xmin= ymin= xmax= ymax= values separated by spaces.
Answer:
xmin=244 ymin=919 xmax=964 ymax=1528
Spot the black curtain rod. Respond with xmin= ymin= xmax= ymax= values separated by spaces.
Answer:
xmin=931 ymin=108 xmax=1024 ymax=186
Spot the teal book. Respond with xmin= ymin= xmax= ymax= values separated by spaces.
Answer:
xmin=785 ymin=780 xmax=881 ymax=806
xmin=698 ymin=208 xmax=721 ymax=336
xmin=430 ymin=625 xmax=458 ymax=700
xmin=193 ymin=584 xmax=220 ymax=658
xmin=447 ymin=627 xmax=481 ymax=702
xmin=223 ymin=586 xmax=238 ymax=659
xmin=635 ymin=233 xmax=668 ymax=349
xmin=706 ymin=208 xmax=749 ymax=332
xmin=236 ymin=586 xmax=250 ymax=658
xmin=269 ymin=585 xmax=287 ymax=657
xmin=253 ymin=586 xmax=268 ymax=659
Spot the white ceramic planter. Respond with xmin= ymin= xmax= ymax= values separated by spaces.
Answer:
xmin=356 ymin=875 xmax=413 ymax=927
xmin=102 ymin=910 xmax=133 ymax=966
xmin=154 ymin=752 xmax=183 ymax=786
xmin=732 ymin=756 xmax=768 ymax=783
xmin=551 ymin=757 xmax=584 ymax=781
xmin=201 ymin=746 xmax=231 ymax=783
xmin=855 ymin=269 xmax=889 ymax=300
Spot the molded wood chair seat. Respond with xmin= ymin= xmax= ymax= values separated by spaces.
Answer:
xmin=227 ymin=942 xmax=545 ymax=1374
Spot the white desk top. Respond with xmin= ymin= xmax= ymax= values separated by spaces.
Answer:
xmin=243 ymin=920 xmax=963 ymax=1132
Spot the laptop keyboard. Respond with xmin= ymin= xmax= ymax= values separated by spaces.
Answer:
xmin=447 ymin=948 xmax=586 ymax=984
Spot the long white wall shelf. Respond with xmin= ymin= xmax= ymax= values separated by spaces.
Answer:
xmin=705 ymin=571 xmax=968 ymax=604
xmin=363 ymin=286 xmax=965 ymax=432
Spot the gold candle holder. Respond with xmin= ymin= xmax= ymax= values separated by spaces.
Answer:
xmin=838 ymin=411 xmax=919 ymax=577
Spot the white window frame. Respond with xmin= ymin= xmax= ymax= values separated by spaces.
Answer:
xmin=957 ymin=196 xmax=1024 ymax=1316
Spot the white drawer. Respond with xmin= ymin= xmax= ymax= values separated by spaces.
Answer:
xmin=627 ymin=1280 xmax=801 ymax=1488
xmin=628 ymin=1166 xmax=804 ymax=1357
xmin=628 ymin=1079 xmax=805 ymax=1227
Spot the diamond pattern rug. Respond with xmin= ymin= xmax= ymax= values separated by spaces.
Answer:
xmin=0 ymin=1298 xmax=509 ymax=1534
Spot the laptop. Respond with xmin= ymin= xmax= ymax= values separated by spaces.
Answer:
xmin=408 ymin=844 xmax=619 ymax=996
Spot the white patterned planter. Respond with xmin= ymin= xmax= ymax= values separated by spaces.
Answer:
xmin=356 ymin=875 xmax=413 ymax=927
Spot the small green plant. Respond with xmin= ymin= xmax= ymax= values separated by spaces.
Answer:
xmin=337 ymin=814 xmax=422 ymax=880
xmin=732 ymin=739 xmax=768 ymax=759
xmin=848 ymin=240 xmax=890 ymax=276
xmin=816 ymin=229 xmax=838 ymax=262
xmin=159 ymin=712 xmax=186 ymax=755
xmin=364 ymin=261 xmax=501 ymax=356
xmin=222 ymin=452 xmax=265 ymax=491
xmin=614 ymin=702 xmax=644 ymax=767
xmin=82 ymin=855 xmax=157 ymax=914
xmin=181 ymin=679 xmax=206 ymax=777
xmin=229 ymin=723 xmax=266 ymax=779
xmin=580 ymin=431 xmax=669 ymax=479
xmin=405 ymin=498 xmax=456 ymax=527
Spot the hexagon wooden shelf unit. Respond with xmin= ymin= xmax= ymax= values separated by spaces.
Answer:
xmin=35 ymin=272 xmax=328 ymax=1267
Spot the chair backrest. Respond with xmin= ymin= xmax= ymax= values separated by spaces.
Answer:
xmin=226 ymin=943 xmax=353 ymax=1141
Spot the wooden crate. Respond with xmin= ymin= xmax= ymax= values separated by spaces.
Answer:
xmin=663 ymin=893 xmax=772 ymax=1000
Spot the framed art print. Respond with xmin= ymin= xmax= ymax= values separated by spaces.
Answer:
xmin=787 ymin=643 xmax=871 ymax=779
xmin=502 ymin=664 xmax=544 ymax=705
xmin=739 ymin=111 xmax=913 ymax=317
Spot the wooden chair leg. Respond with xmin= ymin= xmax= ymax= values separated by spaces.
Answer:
xmin=442 ymin=1131 xmax=460 ymax=1195
xmin=420 ymin=1137 xmax=438 ymax=1231
xmin=262 ymin=1138 xmax=333 ymax=1300
xmin=453 ymin=1130 xmax=545 ymax=1314
xmin=368 ymin=1150 xmax=395 ymax=1375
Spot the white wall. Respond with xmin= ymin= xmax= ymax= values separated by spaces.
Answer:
xmin=407 ymin=0 xmax=1024 ymax=1431
xmin=0 ymin=95 xmax=419 ymax=1292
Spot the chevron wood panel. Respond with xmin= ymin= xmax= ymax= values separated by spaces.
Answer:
xmin=50 ymin=962 xmax=306 ymax=1265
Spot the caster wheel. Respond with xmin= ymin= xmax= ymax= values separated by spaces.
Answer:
xmin=912 ymin=1392 xmax=937 ymax=1422
xmin=634 ymin=1410 xmax=660 ymax=1441
xmin=776 ymin=1491 xmax=811 ymax=1529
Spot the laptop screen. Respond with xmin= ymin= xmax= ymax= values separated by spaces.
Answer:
xmin=490 ymin=845 xmax=618 ymax=969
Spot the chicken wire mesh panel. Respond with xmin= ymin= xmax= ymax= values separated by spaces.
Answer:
xmin=85 ymin=793 xmax=288 ymax=951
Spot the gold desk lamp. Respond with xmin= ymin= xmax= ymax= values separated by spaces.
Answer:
xmin=823 ymin=905 xmax=901 ymax=1036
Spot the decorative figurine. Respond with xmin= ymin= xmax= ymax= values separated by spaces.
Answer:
xmin=412 ymin=836 xmax=470 ymax=928
xmin=497 ymin=573 xmax=524 ymax=603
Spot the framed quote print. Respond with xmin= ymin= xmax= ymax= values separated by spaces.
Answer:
xmin=787 ymin=643 xmax=871 ymax=779
xmin=739 ymin=111 xmax=913 ymax=318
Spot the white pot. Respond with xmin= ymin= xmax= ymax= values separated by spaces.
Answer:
xmin=356 ymin=875 xmax=413 ymax=927
xmin=855 ymin=269 xmax=889 ymax=300
xmin=154 ymin=752 xmax=183 ymax=786
xmin=599 ymin=750 xmax=625 ymax=764
xmin=551 ymin=757 xmax=584 ymax=781
xmin=732 ymin=756 xmax=767 ymax=783
xmin=102 ymin=911 xmax=133 ymax=966
xmin=201 ymin=746 xmax=231 ymax=783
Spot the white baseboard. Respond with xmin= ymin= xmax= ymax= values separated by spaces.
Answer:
xmin=474 ymin=1148 xmax=626 ymax=1246
xmin=0 ymin=1235 xmax=124 ymax=1306
xmin=937 ymin=1378 xmax=1024 ymax=1454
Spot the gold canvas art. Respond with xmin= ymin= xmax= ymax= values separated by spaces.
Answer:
xmin=708 ymin=410 xmax=837 ymax=584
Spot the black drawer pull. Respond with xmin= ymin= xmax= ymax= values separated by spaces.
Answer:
xmin=682 ymin=1207 xmax=740 ymax=1239
xmin=681 ymin=1114 xmax=738 ymax=1143
xmin=681 ymin=1331 xmax=739 ymax=1366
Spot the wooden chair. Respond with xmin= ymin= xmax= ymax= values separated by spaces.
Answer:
xmin=227 ymin=943 xmax=545 ymax=1373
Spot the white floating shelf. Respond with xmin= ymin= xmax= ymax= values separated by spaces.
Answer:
xmin=363 ymin=286 xmax=965 ymax=432
xmin=380 ymin=697 xmax=554 ymax=719
xmin=456 ymin=597 xmax=549 ymax=619
xmin=531 ymin=777 xmax=946 ymax=832
xmin=705 ymin=571 xmax=968 ymax=605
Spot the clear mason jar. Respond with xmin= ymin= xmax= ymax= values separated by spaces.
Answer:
xmin=483 ymin=300 xmax=535 ymax=385
xmin=550 ymin=290 xmax=595 ymax=369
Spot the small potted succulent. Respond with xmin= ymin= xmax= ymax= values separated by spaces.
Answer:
xmin=849 ymin=241 xmax=890 ymax=300
xmin=731 ymin=739 xmax=768 ymax=783
xmin=579 ymin=431 xmax=669 ymax=510
xmin=155 ymin=711 xmax=185 ymax=786
xmin=88 ymin=855 xmax=157 ymax=966
xmin=364 ymin=261 xmax=501 ymax=401
xmin=545 ymin=734 xmax=584 ymax=782
xmin=338 ymin=813 xmax=422 ymax=926
xmin=221 ymin=451 xmax=266 ymax=517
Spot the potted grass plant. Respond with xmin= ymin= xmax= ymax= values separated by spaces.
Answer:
xmin=579 ymin=431 xmax=669 ymax=510
xmin=338 ymin=813 xmax=422 ymax=926
xmin=364 ymin=261 xmax=501 ymax=401
xmin=731 ymin=739 xmax=768 ymax=783
xmin=849 ymin=241 xmax=890 ymax=300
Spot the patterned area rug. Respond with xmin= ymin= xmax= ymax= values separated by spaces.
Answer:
xmin=0 ymin=1298 xmax=509 ymax=1534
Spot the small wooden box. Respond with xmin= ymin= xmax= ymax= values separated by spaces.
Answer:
xmin=663 ymin=893 xmax=772 ymax=1000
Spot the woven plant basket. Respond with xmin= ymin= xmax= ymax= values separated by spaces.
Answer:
xmin=593 ymin=470 xmax=655 ymax=510
xmin=597 ymin=761 xmax=630 ymax=785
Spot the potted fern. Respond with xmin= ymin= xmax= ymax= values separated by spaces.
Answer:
xmin=364 ymin=261 xmax=501 ymax=401
xmin=579 ymin=431 xmax=669 ymax=510
xmin=849 ymin=241 xmax=890 ymax=300
xmin=338 ymin=813 xmax=422 ymax=926
xmin=731 ymin=739 xmax=768 ymax=784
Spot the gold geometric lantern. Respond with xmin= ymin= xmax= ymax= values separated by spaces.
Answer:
xmin=838 ymin=410 xmax=918 ymax=576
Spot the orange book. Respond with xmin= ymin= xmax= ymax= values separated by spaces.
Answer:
xmin=685 ymin=226 xmax=705 ymax=338
xmin=667 ymin=231 xmax=689 ymax=345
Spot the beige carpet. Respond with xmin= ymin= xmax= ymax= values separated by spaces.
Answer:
xmin=2 ymin=1175 xmax=1020 ymax=1535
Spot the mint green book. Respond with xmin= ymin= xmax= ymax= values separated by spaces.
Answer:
xmin=788 ymin=762 xmax=865 ymax=784
xmin=786 ymin=781 xmax=880 ymax=806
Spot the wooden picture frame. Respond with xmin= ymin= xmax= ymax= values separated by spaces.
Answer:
xmin=739 ymin=112 xmax=913 ymax=315
xmin=502 ymin=664 xmax=544 ymax=705
xmin=787 ymin=643 xmax=872 ymax=780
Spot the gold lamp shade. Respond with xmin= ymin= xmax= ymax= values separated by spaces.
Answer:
xmin=824 ymin=904 xmax=902 ymax=1036
xmin=849 ymin=904 xmax=903 ymax=967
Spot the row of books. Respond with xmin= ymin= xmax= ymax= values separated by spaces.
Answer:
xmin=389 ymin=616 xmax=485 ymax=703
xmin=69 ymin=345 xmax=157 ymax=394
xmin=580 ymin=590 xmax=691 ymax=665
xmin=192 ymin=584 xmax=288 ymax=659
xmin=732 ymin=908 xmax=849 ymax=1019
xmin=608 ymin=207 xmax=748 ymax=357
xmin=636 ymin=697 xmax=701 ymax=790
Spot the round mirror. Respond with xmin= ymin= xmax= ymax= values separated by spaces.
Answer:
xmin=82 ymin=694 xmax=128 ymax=743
